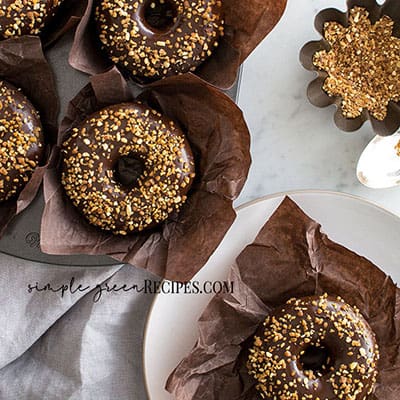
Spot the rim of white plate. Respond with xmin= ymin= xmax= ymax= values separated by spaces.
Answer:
xmin=142 ymin=189 xmax=400 ymax=399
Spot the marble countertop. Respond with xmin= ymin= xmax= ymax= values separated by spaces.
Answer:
xmin=237 ymin=0 xmax=400 ymax=216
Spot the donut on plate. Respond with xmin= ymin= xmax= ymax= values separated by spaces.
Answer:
xmin=95 ymin=0 xmax=224 ymax=81
xmin=0 ymin=80 xmax=44 ymax=202
xmin=0 ymin=0 xmax=63 ymax=39
xmin=248 ymin=294 xmax=379 ymax=400
xmin=61 ymin=102 xmax=196 ymax=235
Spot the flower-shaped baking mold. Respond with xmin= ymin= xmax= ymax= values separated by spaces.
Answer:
xmin=300 ymin=0 xmax=400 ymax=136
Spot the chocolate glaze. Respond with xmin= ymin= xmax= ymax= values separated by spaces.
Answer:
xmin=0 ymin=0 xmax=63 ymax=39
xmin=248 ymin=295 xmax=379 ymax=400
xmin=61 ymin=102 xmax=196 ymax=235
xmin=0 ymin=80 xmax=44 ymax=202
xmin=94 ymin=0 xmax=224 ymax=81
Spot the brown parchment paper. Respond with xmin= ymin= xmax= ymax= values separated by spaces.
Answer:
xmin=40 ymin=68 xmax=251 ymax=281
xmin=41 ymin=0 xmax=88 ymax=48
xmin=167 ymin=197 xmax=400 ymax=400
xmin=0 ymin=36 xmax=59 ymax=237
xmin=69 ymin=0 xmax=287 ymax=89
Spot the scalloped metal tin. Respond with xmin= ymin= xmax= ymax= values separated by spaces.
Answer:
xmin=300 ymin=0 xmax=400 ymax=136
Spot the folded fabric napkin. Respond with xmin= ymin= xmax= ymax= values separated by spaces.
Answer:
xmin=0 ymin=253 xmax=156 ymax=399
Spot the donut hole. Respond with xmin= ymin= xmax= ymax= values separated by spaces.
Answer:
xmin=300 ymin=345 xmax=333 ymax=374
xmin=114 ymin=154 xmax=145 ymax=188
xmin=143 ymin=0 xmax=178 ymax=32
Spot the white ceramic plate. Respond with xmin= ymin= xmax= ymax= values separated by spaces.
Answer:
xmin=143 ymin=190 xmax=400 ymax=400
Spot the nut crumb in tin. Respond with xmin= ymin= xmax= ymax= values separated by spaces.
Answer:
xmin=313 ymin=6 xmax=400 ymax=121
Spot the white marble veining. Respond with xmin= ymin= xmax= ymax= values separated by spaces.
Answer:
xmin=237 ymin=0 xmax=400 ymax=216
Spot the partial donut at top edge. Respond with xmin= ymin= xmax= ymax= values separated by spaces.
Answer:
xmin=95 ymin=0 xmax=224 ymax=81
xmin=0 ymin=0 xmax=64 ymax=39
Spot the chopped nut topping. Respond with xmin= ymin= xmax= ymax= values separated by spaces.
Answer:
xmin=95 ymin=0 xmax=224 ymax=80
xmin=61 ymin=103 xmax=195 ymax=235
xmin=0 ymin=0 xmax=63 ymax=39
xmin=247 ymin=294 xmax=379 ymax=400
xmin=313 ymin=7 xmax=400 ymax=121
xmin=0 ymin=81 xmax=43 ymax=202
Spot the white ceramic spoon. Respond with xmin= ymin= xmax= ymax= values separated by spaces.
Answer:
xmin=357 ymin=132 xmax=400 ymax=189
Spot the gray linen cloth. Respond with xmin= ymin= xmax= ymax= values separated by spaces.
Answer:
xmin=0 ymin=253 xmax=156 ymax=399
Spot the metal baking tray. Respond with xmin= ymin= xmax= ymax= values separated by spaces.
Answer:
xmin=0 ymin=31 xmax=241 ymax=267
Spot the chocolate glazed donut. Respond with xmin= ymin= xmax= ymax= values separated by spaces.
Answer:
xmin=248 ymin=294 xmax=379 ymax=400
xmin=61 ymin=102 xmax=196 ymax=235
xmin=0 ymin=80 xmax=44 ymax=202
xmin=95 ymin=0 xmax=224 ymax=81
xmin=0 ymin=0 xmax=63 ymax=39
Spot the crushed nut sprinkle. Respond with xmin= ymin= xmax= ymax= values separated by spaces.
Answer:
xmin=0 ymin=0 xmax=63 ymax=39
xmin=61 ymin=103 xmax=195 ymax=235
xmin=396 ymin=140 xmax=400 ymax=157
xmin=313 ymin=7 xmax=400 ymax=121
xmin=0 ymin=81 xmax=43 ymax=202
xmin=247 ymin=294 xmax=379 ymax=400
xmin=95 ymin=0 xmax=224 ymax=80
